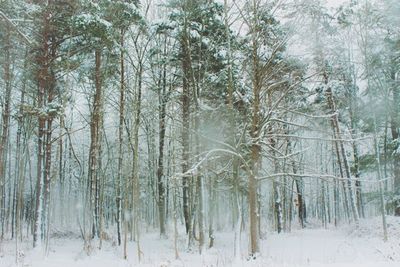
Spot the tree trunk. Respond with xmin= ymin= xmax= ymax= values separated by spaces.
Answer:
xmin=372 ymin=105 xmax=388 ymax=241
xmin=33 ymin=10 xmax=51 ymax=246
xmin=0 ymin=25 xmax=12 ymax=240
xmin=42 ymin=36 xmax=57 ymax=247
xmin=325 ymin=74 xmax=359 ymax=224
xmin=249 ymin=9 xmax=261 ymax=253
xmin=348 ymin=67 xmax=364 ymax=218
xmin=88 ymin=49 xmax=103 ymax=239
xmin=132 ymin=63 xmax=143 ymax=261
xmin=181 ymin=30 xmax=192 ymax=239
xmin=157 ymin=47 xmax=167 ymax=237
xmin=15 ymin=53 xmax=27 ymax=262
xmin=116 ymin=30 xmax=125 ymax=246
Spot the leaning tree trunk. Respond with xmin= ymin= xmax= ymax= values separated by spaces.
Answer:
xmin=325 ymin=73 xmax=359 ymax=224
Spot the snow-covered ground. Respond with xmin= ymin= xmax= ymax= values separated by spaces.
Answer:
xmin=1 ymin=216 xmax=399 ymax=267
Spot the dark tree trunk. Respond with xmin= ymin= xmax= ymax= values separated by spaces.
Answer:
xmin=181 ymin=31 xmax=191 ymax=237
xmin=88 ymin=49 xmax=103 ymax=238
xmin=33 ymin=9 xmax=51 ymax=246
xmin=116 ymin=30 xmax=125 ymax=246
xmin=157 ymin=56 xmax=167 ymax=237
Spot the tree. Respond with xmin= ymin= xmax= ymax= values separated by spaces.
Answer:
xmin=28 ymin=0 xmax=75 ymax=248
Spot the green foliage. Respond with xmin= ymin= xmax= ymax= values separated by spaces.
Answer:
xmin=60 ymin=0 xmax=144 ymax=89
xmin=356 ymin=151 xmax=394 ymax=173
xmin=158 ymin=0 xmax=238 ymax=105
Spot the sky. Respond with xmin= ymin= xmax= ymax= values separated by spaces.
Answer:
xmin=325 ymin=0 xmax=348 ymax=8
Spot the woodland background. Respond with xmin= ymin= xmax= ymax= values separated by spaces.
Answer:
xmin=0 ymin=0 xmax=399 ymax=262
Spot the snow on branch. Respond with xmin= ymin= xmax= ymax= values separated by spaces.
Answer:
xmin=267 ymin=134 xmax=372 ymax=143
xmin=257 ymin=173 xmax=391 ymax=184
xmin=0 ymin=10 xmax=33 ymax=46
xmin=178 ymin=148 xmax=249 ymax=178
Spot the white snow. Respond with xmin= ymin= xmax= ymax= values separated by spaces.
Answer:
xmin=0 ymin=216 xmax=399 ymax=267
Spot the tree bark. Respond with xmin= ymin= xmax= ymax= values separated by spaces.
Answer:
xmin=157 ymin=44 xmax=167 ymax=237
xmin=181 ymin=29 xmax=192 ymax=238
xmin=0 ymin=25 xmax=12 ymax=240
xmin=88 ymin=49 xmax=103 ymax=239
xmin=15 ymin=51 xmax=28 ymax=261
xmin=249 ymin=12 xmax=261 ymax=255
xmin=33 ymin=9 xmax=51 ymax=247
xmin=116 ymin=30 xmax=125 ymax=246
xmin=132 ymin=63 xmax=143 ymax=261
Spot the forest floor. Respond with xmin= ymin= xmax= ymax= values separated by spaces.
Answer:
xmin=0 ymin=216 xmax=399 ymax=267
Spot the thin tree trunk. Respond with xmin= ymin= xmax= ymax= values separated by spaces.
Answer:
xmin=181 ymin=29 xmax=192 ymax=240
xmin=208 ymin=170 xmax=216 ymax=248
xmin=43 ymin=37 xmax=57 ymax=246
xmin=132 ymin=63 xmax=143 ymax=261
xmin=117 ymin=30 xmax=125 ymax=246
xmin=0 ymin=25 xmax=12 ymax=241
xmin=15 ymin=52 xmax=27 ymax=263
xmin=58 ymin=115 xmax=65 ymax=227
xmin=249 ymin=2 xmax=261 ymax=252
xmin=97 ymin=122 xmax=104 ymax=249
xmin=373 ymin=109 xmax=388 ymax=241
xmin=193 ymin=110 xmax=204 ymax=253
xmin=88 ymin=49 xmax=103 ymax=240
xmin=348 ymin=65 xmax=364 ymax=218
xmin=157 ymin=45 xmax=167 ymax=236
xmin=325 ymin=74 xmax=359 ymax=224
